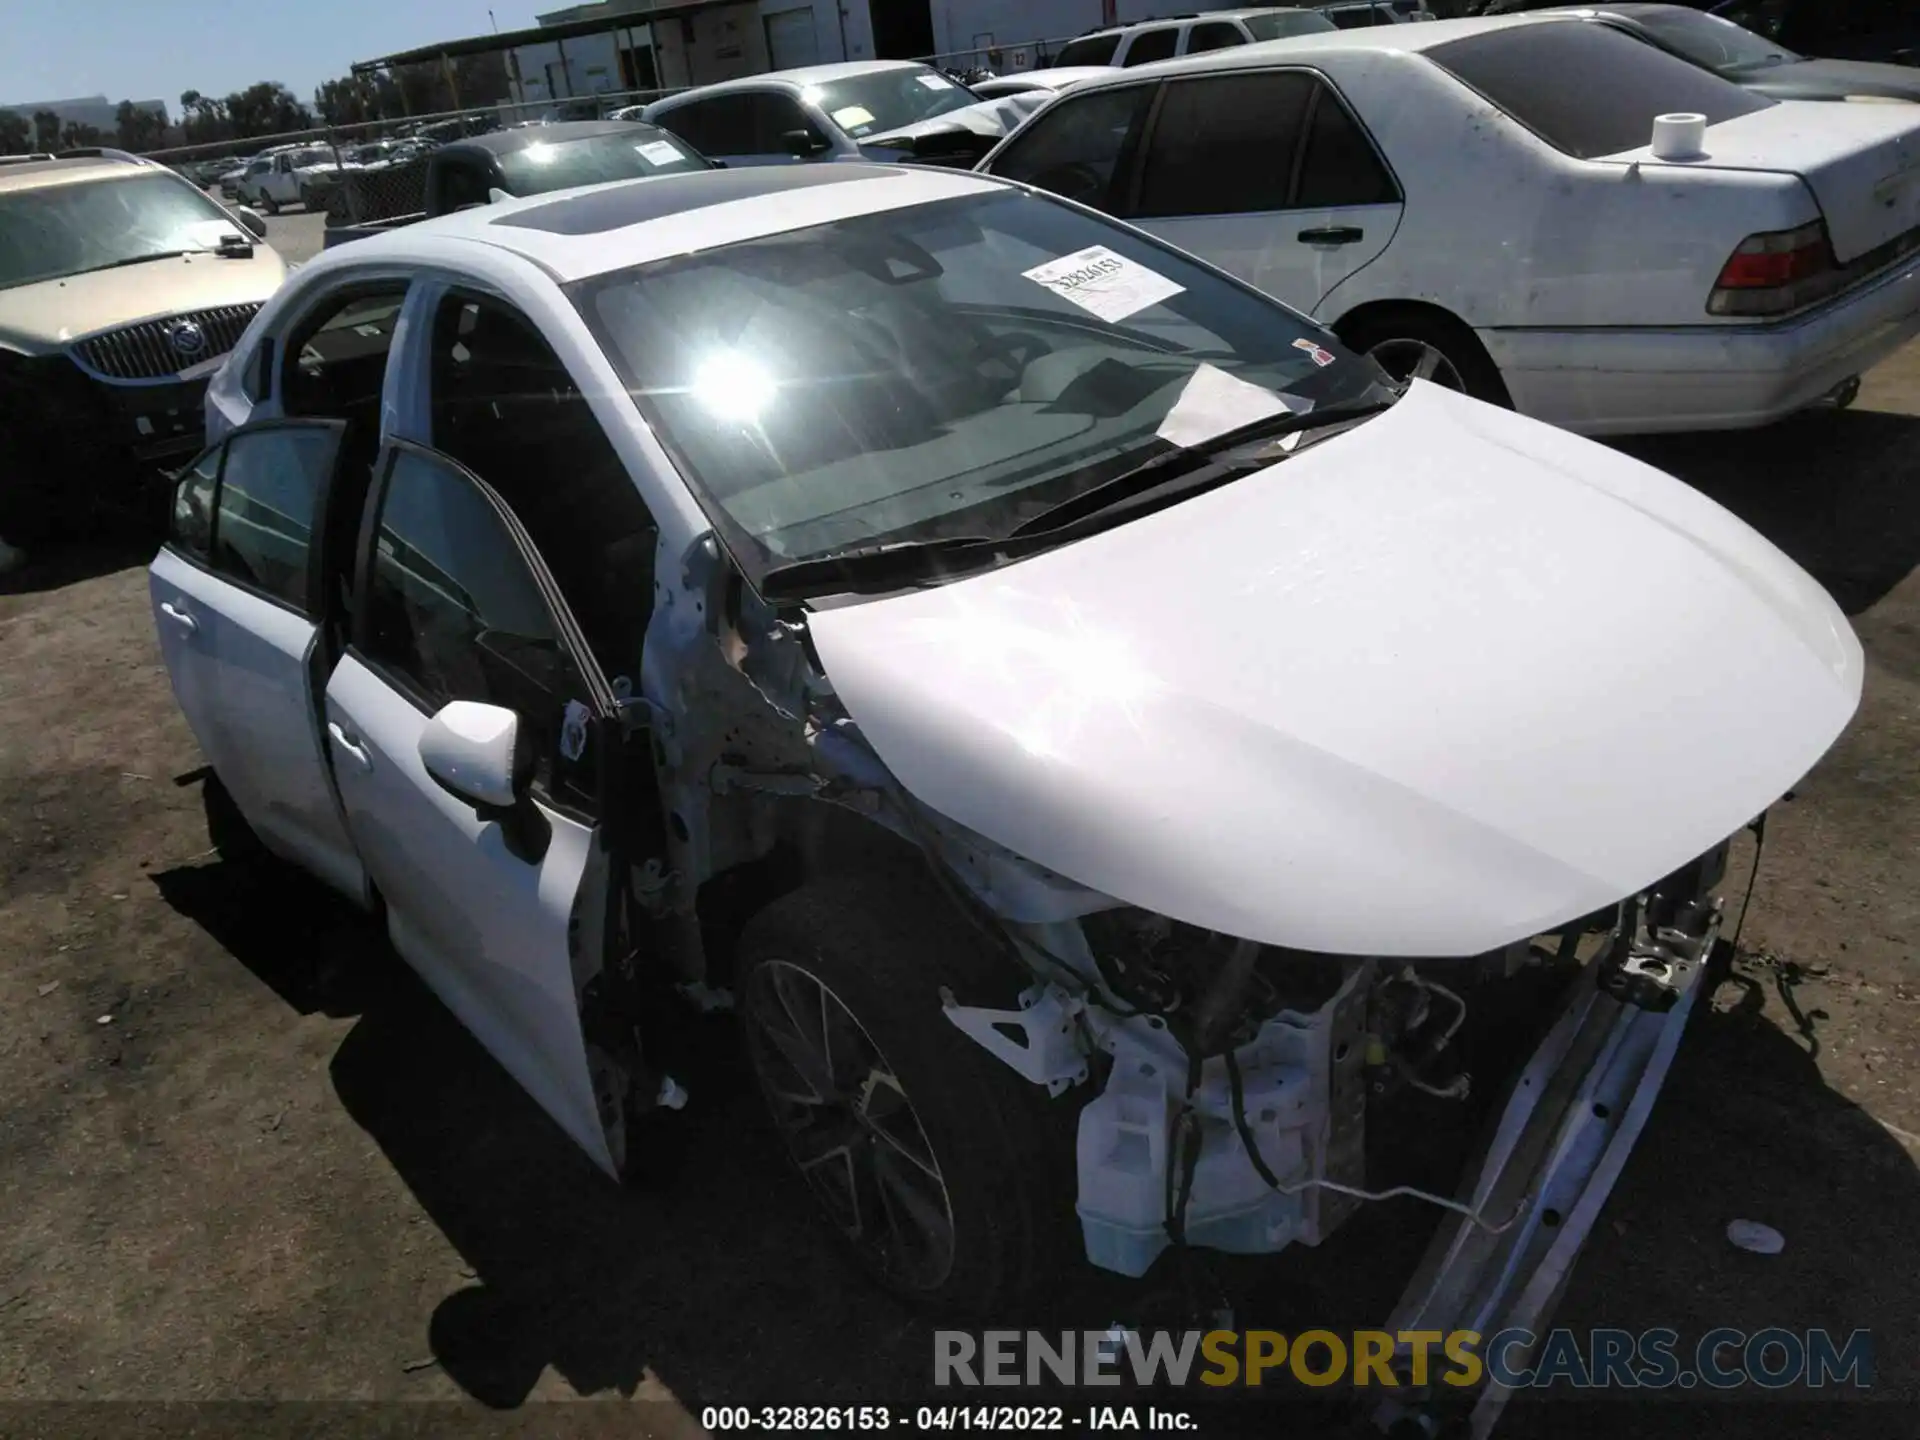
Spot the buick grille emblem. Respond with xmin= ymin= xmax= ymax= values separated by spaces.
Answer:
xmin=168 ymin=320 xmax=207 ymax=358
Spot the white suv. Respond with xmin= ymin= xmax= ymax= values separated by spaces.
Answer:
xmin=1050 ymin=6 xmax=1336 ymax=67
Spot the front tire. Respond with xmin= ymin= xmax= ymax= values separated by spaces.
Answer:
xmin=1340 ymin=306 xmax=1512 ymax=408
xmin=735 ymin=874 xmax=1075 ymax=1314
xmin=259 ymin=191 xmax=279 ymax=216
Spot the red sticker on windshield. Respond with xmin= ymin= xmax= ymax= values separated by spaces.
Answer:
xmin=1293 ymin=338 xmax=1337 ymax=368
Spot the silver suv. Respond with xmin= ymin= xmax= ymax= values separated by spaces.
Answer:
xmin=1050 ymin=6 xmax=1336 ymax=67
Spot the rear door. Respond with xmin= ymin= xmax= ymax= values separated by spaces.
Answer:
xmin=149 ymin=421 xmax=368 ymax=903
xmin=323 ymin=440 xmax=622 ymax=1170
xmin=1182 ymin=20 xmax=1247 ymax=54
xmin=1118 ymin=24 xmax=1181 ymax=66
xmin=1125 ymin=70 xmax=1402 ymax=314
xmin=655 ymin=91 xmax=815 ymax=167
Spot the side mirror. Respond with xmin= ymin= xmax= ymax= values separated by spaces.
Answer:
xmin=782 ymin=127 xmax=828 ymax=158
xmin=236 ymin=206 xmax=268 ymax=239
xmin=420 ymin=700 xmax=532 ymax=811
xmin=487 ymin=186 xmax=513 ymax=204
xmin=905 ymin=124 xmax=999 ymax=167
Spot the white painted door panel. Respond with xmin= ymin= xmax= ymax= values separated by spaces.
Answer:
xmin=150 ymin=542 xmax=365 ymax=902
xmin=322 ymin=651 xmax=612 ymax=1172
xmin=1142 ymin=203 xmax=1400 ymax=314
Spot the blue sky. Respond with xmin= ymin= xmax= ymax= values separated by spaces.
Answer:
xmin=0 ymin=0 xmax=541 ymax=113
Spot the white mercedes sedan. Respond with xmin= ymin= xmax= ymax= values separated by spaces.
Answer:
xmin=153 ymin=161 xmax=1855 ymax=1434
xmin=977 ymin=14 xmax=1920 ymax=434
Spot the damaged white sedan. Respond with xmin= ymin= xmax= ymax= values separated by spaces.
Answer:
xmin=151 ymin=163 xmax=1858 ymax=1435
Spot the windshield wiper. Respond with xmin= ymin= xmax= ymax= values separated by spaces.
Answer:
xmin=758 ymin=396 xmax=1395 ymax=602
xmin=78 ymin=249 xmax=204 ymax=274
xmin=759 ymin=534 xmax=1007 ymax=602
xmin=1005 ymin=396 xmax=1395 ymax=539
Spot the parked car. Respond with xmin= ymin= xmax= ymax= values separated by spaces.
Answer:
xmin=0 ymin=152 xmax=277 ymax=569
xmin=321 ymin=120 xmax=710 ymax=249
xmin=1539 ymin=3 xmax=1920 ymax=99
xmin=1480 ymin=0 xmax=1918 ymax=59
xmin=155 ymin=162 xmax=1858 ymax=1431
xmin=215 ymin=160 xmax=249 ymax=199
xmin=969 ymin=67 xmax=1123 ymax=101
xmin=980 ymin=15 xmax=1920 ymax=435
xmin=236 ymin=145 xmax=354 ymax=215
xmin=641 ymin=61 xmax=1048 ymax=169
xmin=1311 ymin=0 xmax=1436 ymax=26
xmin=1049 ymin=7 xmax=1337 ymax=67
xmin=1708 ymin=0 xmax=1918 ymax=66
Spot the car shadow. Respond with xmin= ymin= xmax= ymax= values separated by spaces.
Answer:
xmin=146 ymin=841 xmax=1920 ymax=1435
xmin=147 ymin=854 xmax=385 ymax=1021
xmin=1614 ymin=407 xmax=1920 ymax=616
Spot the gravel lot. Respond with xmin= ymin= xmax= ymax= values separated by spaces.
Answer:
xmin=1 ymin=218 xmax=1917 ymax=1436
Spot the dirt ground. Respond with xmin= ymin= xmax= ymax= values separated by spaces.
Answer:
xmin=2 ymin=310 xmax=1917 ymax=1438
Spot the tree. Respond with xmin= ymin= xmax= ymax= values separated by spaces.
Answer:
xmin=115 ymin=99 xmax=168 ymax=152
xmin=59 ymin=120 xmax=104 ymax=149
xmin=221 ymin=81 xmax=311 ymax=139
xmin=31 ymin=110 xmax=60 ymax=151
xmin=179 ymin=91 xmax=230 ymax=145
xmin=0 ymin=110 xmax=30 ymax=155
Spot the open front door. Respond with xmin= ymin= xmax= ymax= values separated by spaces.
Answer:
xmin=322 ymin=440 xmax=624 ymax=1172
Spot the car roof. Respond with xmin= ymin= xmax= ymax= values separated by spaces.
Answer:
xmin=1072 ymin=5 xmax=1330 ymax=37
xmin=442 ymin=119 xmax=657 ymax=157
xmin=1532 ymin=2 xmax=1678 ymax=15
xmin=0 ymin=156 xmax=146 ymax=194
xmin=313 ymin=162 xmax=1005 ymax=285
xmin=1055 ymin=12 xmax=1557 ymax=79
xmin=649 ymin=58 xmax=929 ymax=106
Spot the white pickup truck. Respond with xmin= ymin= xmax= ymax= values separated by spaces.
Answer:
xmin=151 ymin=162 xmax=1855 ymax=1437
xmin=235 ymin=144 xmax=354 ymax=214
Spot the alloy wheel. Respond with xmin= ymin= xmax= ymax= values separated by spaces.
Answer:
xmin=742 ymin=958 xmax=957 ymax=1291
xmin=1367 ymin=337 xmax=1466 ymax=392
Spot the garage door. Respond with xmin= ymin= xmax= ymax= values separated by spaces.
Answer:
xmin=765 ymin=6 xmax=821 ymax=68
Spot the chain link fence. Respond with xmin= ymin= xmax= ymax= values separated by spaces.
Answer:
xmin=147 ymin=26 xmax=1092 ymax=185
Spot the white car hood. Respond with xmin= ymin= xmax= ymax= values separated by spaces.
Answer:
xmin=808 ymin=382 xmax=1862 ymax=957
xmin=863 ymin=93 xmax=1048 ymax=146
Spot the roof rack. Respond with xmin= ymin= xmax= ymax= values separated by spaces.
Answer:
xmin=52 ymin=146 xmax=161 ymax=168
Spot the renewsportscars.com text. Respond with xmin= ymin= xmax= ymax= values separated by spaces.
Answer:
xmin=934 ymin=1328 xmax=1874 ymax=1391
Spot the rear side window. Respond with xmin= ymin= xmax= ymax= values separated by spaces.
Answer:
xmin=654 ymin=97 xmax=751 ymax=155
xmin=987 ymin=84 xmax=1155 ymax=213
xmin=210 ymin=425 xmax=338 ymax=610
xmin=284 ymin=290 xmax=407 ymax=417
xmin=1328 ymin=7 xmax=1381 ymax=28
xmin=1136 ymin=72 xmax=1317 ymax=218
xmin=1427 ymin=20 xmax=1773 ymax=160
xmin=1054 ymin=33 xmax=1121 ymax=66
xmin=1295 ymin=84 xmax=1398 ymax=207
xmin=1122 ymin=27 xmax=1180 ymax=65
xmin=1185 ymin=21 xmax=1245 ymax=53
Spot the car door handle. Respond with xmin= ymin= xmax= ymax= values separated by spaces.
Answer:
xmin=328 ymin=722 xmax=372 ymax=771
xmin=1298 ymin=226 xmax=1365 ymax=246
xmin=158 ymin=600 xmax=198 ymax=635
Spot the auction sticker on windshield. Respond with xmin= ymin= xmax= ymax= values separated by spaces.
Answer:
xmin=917 ymin=74 xmax=954 ymax=89
xmin=637 ymin=141 xmax=684 ymax=165
xmin=1022 ymin=246 xmax=1185 ymax=323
